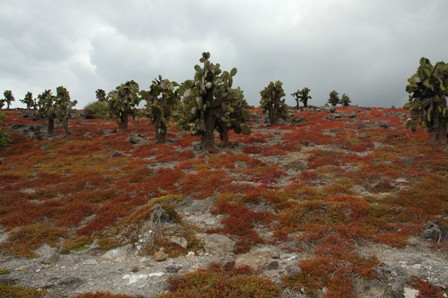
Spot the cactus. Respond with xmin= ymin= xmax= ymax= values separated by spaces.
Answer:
xmin=327 ymin=90 xmax=340 ymax=106
xmin=179 ymin=52 xmax=251 ymax=151
xmin=2 ymin=90 xmax=15 ymax=110
xmin=107 ymin=80 xmax=141 ymax=131
xmin=96 ymin=89 xmax=107 ymax=102
xmin=37 ymin=87 xmax=77 ymax=135
xmin=404 ymin=57 xmax=448 ymax=145
xmin=260 ymin=81 xmax=289 ymax=125
xmin=20 ymin=92 xmax=36 ymax=110
xmin=37 ymin=89 xmax=56 ymax=134
xmin=142 ymin=76 xmax=180 ymax=143
xmin=55 ymin=86 xmax=77 ymax=134
xmin=291 ymin=87 xmax=312 ymax=108
xmin=340 ymin=94 xmax=351 ymax=107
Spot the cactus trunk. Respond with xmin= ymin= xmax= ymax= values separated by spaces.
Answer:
xmin=201 ymin=87 xmax=216 ymax=150
xmin=201 ymin=108 xmax=215 ymax=150
xmin=155 ymin=113 xmax=167 ymax=144
xmin=218 ymin=122 xmax=230 ymax=147
xmin=48 ymin=117 xmax=54 ymax=134
xmin=63 ymin=118 xmax=69 ymax=135
xmin=269 ymin=105 xmax=279 ymax=125
xmin=119 ymin=114 xmax=128 ymax=131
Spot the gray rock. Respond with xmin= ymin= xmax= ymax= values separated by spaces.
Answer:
xmin=166 ymin=264 xmax=183 ymax=273
xmin=421 ymin=221 xmax=448 ymax=242
xmin=271 ymin=253 xmax=280 ymax=259
xmin=128 ymin=134 xmax=147 ymax=144
xmin=83 ymin=259 xmax=99 ymax=266
xmin=279 ymin=253 xmax=298 ymax=260
xmin=154 ymin=250 xmax=168 ymax=262
xmin=265 ymin=261 xmax=279 ymax=270
xmin=41 ymin=249 xmax=60 ymax=265
xmin=102 ymin=244 xmax=133 ymax=262
xmin=404 ymin=287 xmax=419 ymax=298
xmin=44 ymin=276 xmax=83 ymax=288
xmin=219 ymin=253 xmax=236 ymax=267
xmin=285 ymin=264 xmax=302 ymax=276
xmin=170 ymin=236 xmax=188 ymax=249
xmin=204 ymin=234 xmax=235 ymax=256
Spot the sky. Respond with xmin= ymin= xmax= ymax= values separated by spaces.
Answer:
xmin=1 ymin=0 xmax=447 ymax=109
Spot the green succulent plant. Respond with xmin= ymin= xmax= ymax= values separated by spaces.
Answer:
xmin=404 ymin=57 xmax=448 ymax=145
xmin=21 ymin=92 xmax=36 ymax=110
xmin=96 ymin=89 xmax=107 ymax=102
xmin=340 ymin=94 xmax=351 ymax=107
xmin=37 ymin=89 xmax=56 ymax=134
xmin=327 ymin=90 xmax=340 ymax=106
xmin=260 ymin=81 xmax=289 ymax=125
xmin=2 ymin=90 xmax=14 ymax=110
xmin=291 ymin=87 xmax=312 ymax=108
xmin=107 ymin=80 xmax=141 ymax=131
xmin=55 ymin=86 xmax=77 ymax=134
xmin=179 ymin=52 xmax=251 ymax=150
xmin=37 ymin=87 xmax=77 ymax=135
xmin=143 ymin=76 xmax=180 ymax=143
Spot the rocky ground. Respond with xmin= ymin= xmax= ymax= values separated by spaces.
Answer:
xmin=1 ymin=206 xmax=448 ymax=298
xmin=1 ymin=108 xmax=448 ymax=297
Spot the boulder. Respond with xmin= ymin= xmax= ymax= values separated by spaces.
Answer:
xmin=204 ymin=234 xmax=235 ymax=256
xmin=102 ymin=244 xmax=133 ymax=262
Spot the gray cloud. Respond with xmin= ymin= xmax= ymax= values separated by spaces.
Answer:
xmin=1 ymin=0 xmax=447 ymax=108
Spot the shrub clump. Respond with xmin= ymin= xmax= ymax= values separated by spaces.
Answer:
xmin=0 ymin=284 xmax=46 ymax=298
xmin=159 ymin=263 xmax=280 ymax=298
xmin=84 ymin=101 xmax=110 ymax=119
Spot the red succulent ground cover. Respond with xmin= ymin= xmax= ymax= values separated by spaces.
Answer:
xmin=0 ymin=107 xmax=447 ymax=296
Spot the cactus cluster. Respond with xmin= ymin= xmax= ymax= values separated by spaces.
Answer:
xmin=179 ymin=52 xmax=251 ymax=150
xmin=143 ymin=76 xmax=180 ymax=143
xmin=340 ymin=94 xmax=351 ymax=107
xmin=260 ymin=81 xmax=289 ymax=125
xmin=37 ymin=90 xmax=56 ymax=134
xmin=96 ymin=89 xmax=107 ymax=102
xmin=55 ymin=86 xmax=78 ymax=134
xmin=327 ymin=90 xmax=340 ymax=106
xmin=107 ymin=80 xmax=141 ymax=130
xmin=404 ymin=57 xmax=448 ymax=144
xmin=291 ymin=87 xmax=312 ymax=108
xmin=37 ymin=87 xmax=77 ymax=134
xmin=20 ymin=92 xmax=36 ymax=110
xmin=1 ymin=90 xmax=15 ymax=110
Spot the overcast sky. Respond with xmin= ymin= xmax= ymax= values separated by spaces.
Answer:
xmin=1 ymin=0 xmax=447 ymax=109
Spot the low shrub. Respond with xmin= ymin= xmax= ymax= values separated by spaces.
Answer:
xmin=83 ymin=101 xmax=110 ymax=119
xmin=160 ymin=263 xmax=280 ymax=298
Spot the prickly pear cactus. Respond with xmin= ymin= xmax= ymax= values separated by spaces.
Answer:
xmin=107 ymin=80 xmax=141 ymax=130
xmin=96 ymin=89 xmax=107 ymax=102
xmin=291 ymin=87 xmax=312 ymax=108
xmin=21 ymin=92 xmax=36 ymax=110
xmin=260 ymin=81 xmax=289 ymax=125
xmin=55 ymin=86 xmax=77 ymax=134
xmin=2 ymin=90 xmax=14 ymax=110
xmin=37 ymin=89 xmax=56 ymax=134
xmin=404 ymin=57 xmax=448 ymax=144
xmin=327 ymin=90 xmax=340 ymax=106
xmin=340 ymin=94 xmax=351 ymax=107
xmin=179 ymin=52 xmax=251 ymax=150
xmin=143 ymin=76 xmax=180 ymax=143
